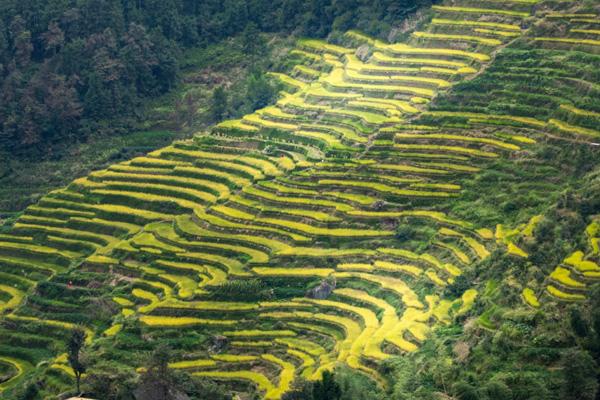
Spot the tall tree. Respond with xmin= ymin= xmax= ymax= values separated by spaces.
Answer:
xmin=210 ymin=86 xmax=227 ymax=122
xmin=67 ymin=328 xmax=87 ymax=395
xmin=313 ymin=371 xmax=341 ymax=400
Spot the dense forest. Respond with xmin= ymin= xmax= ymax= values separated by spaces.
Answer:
xmin=0 ymin=0 xmax=431 ymax=154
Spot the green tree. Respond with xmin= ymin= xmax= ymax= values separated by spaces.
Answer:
xmin=242 ymin=22 xmax=266 ymax=55
xmin=452 ymin=381 xmax=479 ymax=400
xmin=562 ymin=349 xmax=598 ymax=400
xmin=135 ymin=344 xmax=180 ymax=400
xmin=313 ymin=371 xmax=341 ymax=400
xmin=245 ymin=71 xmax=275 ymax=111
xmin=67 ymin=328 xmax=87 ymax=394
xmin=211 ymin=86 xmax=227 ymax=122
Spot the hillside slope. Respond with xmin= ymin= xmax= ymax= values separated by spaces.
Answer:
xmin=0 ymin=0 xmax=599 ymax=398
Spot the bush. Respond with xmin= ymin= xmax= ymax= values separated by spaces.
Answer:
xmin=210 ymin=279 xmax=273 ymax=301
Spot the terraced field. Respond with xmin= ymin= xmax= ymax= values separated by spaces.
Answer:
xmin=1 ymin=0 xmax=599 ymax=398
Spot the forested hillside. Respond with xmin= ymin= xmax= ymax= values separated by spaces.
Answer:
xmin=0 ymin=0 xmax=430 ymax=151
xmin=0 ymin=0 xmax=431 ymax=213
xmin=0 ymin=0 xmax=600 ymax=399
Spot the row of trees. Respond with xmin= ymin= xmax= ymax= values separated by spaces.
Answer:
xmin=0 ymin=0 xmax=432 ymax=155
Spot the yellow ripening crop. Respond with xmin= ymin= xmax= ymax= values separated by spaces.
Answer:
xmin=385 ymin=43 xmax=490 ymax=62
xmin=412 ymin=31 xmax=502 ymax=46
xmin=6 ymin=315 xmax=94 ymax=344
xmin=301 ymin=298 xmax=379 ymax=329
xmin=243 ymin=186 xmax=355 ymax=213
xmin=373 ymin=261 xmax=423 ymax=277
xmin=548 ymin=119 xmax=600 ymax=139
xmin=156 ymin=147 xmax=282 ymax=176
xmin=158 ymin=275 xmax=200 ymax=298
xmin=439 ymin=228 xmax=490 ymax=259
xmin=371 ymin=51 xmax=470 ymax=69
xmin=547 ymin=13 xmax=596 ymax=18
xmin=293 ymin=65 xmax=321 ymax=78
xmin=457 ymin=289 xmax=478 ymax=315
xmin=230 ymin=195 xmax=341 ymax=222
xmin=139 ymin=315 xmax=236 ymax=327
xmin=253 ymin=267 xmax=334 ymax=277
xmin=275 ymin=338 xmax=327 ymax=356
xmin=176 ymin=215 xmax=292 ymax=253
xmin=212 ymin=354 xmax=258 ymax=362
xmin=424 ymin=111 xmax=545 ymax=127
xmin=560 ymin=250 xmax=593 ymax=276
xmin=164 ymin=299 xmax=259 ymax=311
xmin=294 ymin=130 xmax=346 ymax=149
xmin=169 ymin=359 xmax=217 ymax=369
xmin=223 ymin=330 xmax=296 ymax=337
xmin=474 ymin=28 xmax=520 ymax=38
xmin=586 ymin=221 xmax=600 ymax=254
xmin=194 ymin=209 xmax=311 ymax=242
xmin=334 ymin=271 xmax=423 ymax=309
xmin=302 ymin=122 xmax=368 ymax=143
xmin=522 ymin=288 xmax=540 ymax=308
xmin=193 ymin=371 xmax=275 ymax=395
xmin=267 ymin=72 xmax=308 ymax=91
xmin=287 ymin=349 xmax=315 ymax=374
xmin=290 ymin=49 xmax=322 ymax=61
xmin=244 ymin=113 xmax=298 ymax=132
xmin=326 ymin=107 xmax=397 ymax=125
xmin=0 ymin=357 xmax=29 ymax=390
xmin=550 ymin=266 xmax=586 ymax=288
xmin=305 ymin=83 xmax=362 ymax=100
xmin=435 ymin=241 xmax=471 ymax=264
xmin=535 ymin=37 xmax=600 ymax=47
xmin=93 ymin=170 xmax=230 ymax=199
xmin=261 ymin=354 xmax=296 ymax=399
xmin=317 ymin=179 xmax=456 ymax=198
xmin=393 ymin=143 xmax=498 ymax=158
xmin=344 ymin=63 xmax=452 ymax=88
xmin=253 ymin=215 xmax=392 ymax=237
xmin=0 ymin=240 xmax=73 ymax=260
xmin=217 ymin=119 xmax=260 ymax=132
xmin=113 ymin=296 xmax=134 ymax=307
xmin=325 ymin=68 xmax=436 ymax=97
xmin=559 ymin=104 xmax=600 ymax=118
xmin=395 ymin=133 xmax=520 ymax=150
xmin=372 ymin=163 xmax=448 ymax=174
xmin=431 ymin=18 xmax=520 ymax=31
xmin=183 ymin=251 xmax=249 ymax=277
xmin=197 ymin=159 xmax=264 ymax=180
xmin=507 ymin=242 xmax=528 ymax=258
xmin=231 ymin=341 xmax=273 ymax=347
xmin=349 ymin=209 xmax=472 ymax=228
xmin=103 ymin=324 xmax=123 ymax=337
xmin=337 ymin=263 xmax=373 ymax=271
xmin=546 ymin=285 xmax=586 ymax=301
xmin=0 ymin=285 xmax=25 ymax=313
xmin=432 ymin=5 xmax=529 ymax=18
xmin=90 ymin=189 xmax=204 ymax=211
xmin=425 ymin=270 xmax=447 ymax=286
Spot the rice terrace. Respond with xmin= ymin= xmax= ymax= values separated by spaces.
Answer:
xmin=0 ymin=0 xmax=599 ymax=399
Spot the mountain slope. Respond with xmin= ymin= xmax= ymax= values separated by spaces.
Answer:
xmin=0 ymin=0 xmax=599 ymax=398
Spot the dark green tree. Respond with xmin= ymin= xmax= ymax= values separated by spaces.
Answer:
xmin=562 ymin=349 xmax=598 ymax=400
xmin=312 ymin=371 xmax=341 ymax=400
xmin=211 ymin=86 xmax=227 ymax=122
xmin=134 ymin=344 xmax=181 ymax=400
xmin=67 ymin=328 xmax=87 ymax=394
xmin=242 ymin=22 xmax=265 ymax=55
xmin=245 ymin=71 xmax=275 ymax=111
